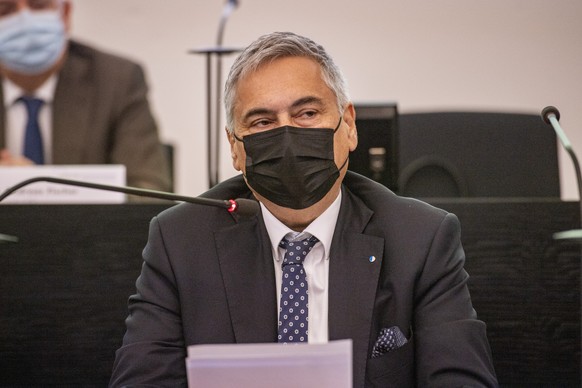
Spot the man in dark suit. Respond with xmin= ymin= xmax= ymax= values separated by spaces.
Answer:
xmin=110 ymin=32 xmax=498 ymax=387
xmin=0 ymin=0 xmax=170 ymax=191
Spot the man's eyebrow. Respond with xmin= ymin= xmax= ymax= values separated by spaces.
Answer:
xmin=242 ymin=96 xmax=326 ymax=122
xmin=242 ymin=108 xmax=277 ymax=123
xmin=290 ymin=96 xmax=325 ymax=109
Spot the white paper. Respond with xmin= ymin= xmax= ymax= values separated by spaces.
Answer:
xmin=0 ymin=165 xmax=126 ymax=204
xmin=186 ymin=339 xmax=352 ymax=388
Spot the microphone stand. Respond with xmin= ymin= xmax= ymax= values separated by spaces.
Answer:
xmin=0 ymin=176 xmax=259 ymax=244
xmin=541 ymin=106 xmax=582 ymax=380
xmin=0 ymin=176 xmax=259 ymax=215
xmin=541 ymin=106 xmax=582 ymax=240
xmin=190 ymin=0 xmax=242 ymax=189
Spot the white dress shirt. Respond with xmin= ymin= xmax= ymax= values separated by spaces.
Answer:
xmin=260 ymin=191 xmax=342 ymax=344
xmin=2 ymin=75 xmax=58 ymax=163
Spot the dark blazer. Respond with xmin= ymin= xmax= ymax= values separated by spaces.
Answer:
xmin=0 ymin=40 xmax=170 ymax=191
xmin=110 ymin=172 xmax=498 ymax=387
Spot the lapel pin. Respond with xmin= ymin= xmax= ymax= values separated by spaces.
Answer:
xmin=369 ymin=256 xmax=376 ymax=263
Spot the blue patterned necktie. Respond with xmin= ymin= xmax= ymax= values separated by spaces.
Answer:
xmin=277 ymin=235 xmax=319 ymax=343
xmin=20 ymin=96 xmax=45 ymax=165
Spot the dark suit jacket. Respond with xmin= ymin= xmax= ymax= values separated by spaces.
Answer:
xmin=110 ymin=172 xmax=498 ymax=387
xmin=0 ymin=40 xmax=171 ymax=191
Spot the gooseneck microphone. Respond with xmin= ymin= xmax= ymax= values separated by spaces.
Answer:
xmin=217 ymin=0 xmax=239 ymax=47
xmin=541 ymin=106 xmax=582 ymax=240
xmin=0 ymin=176 xmax=260 ymax=217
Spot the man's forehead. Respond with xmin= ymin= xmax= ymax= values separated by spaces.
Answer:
xmin=238 ymin=56 xmax=324 ymax=85
xmin=236 ymin=58 xmax=329 ymax=97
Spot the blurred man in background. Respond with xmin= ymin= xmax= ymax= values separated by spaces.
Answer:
xmin=0 ymin=0 xmax=171 ymax=191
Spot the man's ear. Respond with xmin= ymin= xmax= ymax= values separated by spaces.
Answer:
xmin=343 ymin=103 xmax=358 ymax=152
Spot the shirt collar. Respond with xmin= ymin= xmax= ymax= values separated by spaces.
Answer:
xmin=261 ymin=191 xmax=342 ymax=261
xmin=2 ymin=73 xmax=58 ymax=106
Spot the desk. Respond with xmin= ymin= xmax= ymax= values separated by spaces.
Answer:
xmin=431 ymin=198 xmax=580 ymax=386
xmin=0 ymin=200 xmax=580 ymax=386
xmin=0 ymin=204 xmax=168 ymax=387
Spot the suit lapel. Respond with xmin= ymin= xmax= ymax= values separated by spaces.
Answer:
xmin=52 ymin=44 xmax=92 ymax=164
xmin=214 ymin=215 xmax=278 ymax=343
xmin=329 ymin=188 xmax=384 ymax=388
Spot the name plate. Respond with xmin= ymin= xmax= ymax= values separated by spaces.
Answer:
xmin=0 ymin=165 xmax=126 ymax=204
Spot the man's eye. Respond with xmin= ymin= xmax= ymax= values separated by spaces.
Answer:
xmin=300 ymin=111 xmax=317 ymax=118
xmin=251 ymin=119 xmax=273 ymax=128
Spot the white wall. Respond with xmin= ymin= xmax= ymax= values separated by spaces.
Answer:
xmin=70 ymin=0 xmax=582 ymax=199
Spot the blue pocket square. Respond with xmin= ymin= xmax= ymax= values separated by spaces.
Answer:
xmin=371 ymin=326 xmax=408 ymax=358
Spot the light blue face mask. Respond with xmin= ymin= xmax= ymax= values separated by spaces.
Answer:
xmin=0 ymin=9 xmax=66 ymax=75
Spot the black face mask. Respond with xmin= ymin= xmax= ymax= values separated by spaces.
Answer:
xmin=234 ymin=118 xmax=347 ymax=209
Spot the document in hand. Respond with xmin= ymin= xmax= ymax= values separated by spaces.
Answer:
xmin=186 ymin=339 xmax=352 ymax=388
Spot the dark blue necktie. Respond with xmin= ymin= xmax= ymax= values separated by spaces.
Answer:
xmin=20 ymin=96 xmax=45 ymax=165
xmin=278 ymin=235 xmax=319 ymax=343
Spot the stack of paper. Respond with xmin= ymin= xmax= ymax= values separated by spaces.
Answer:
xmin=186 ymin=339 xmax=352 ymax=388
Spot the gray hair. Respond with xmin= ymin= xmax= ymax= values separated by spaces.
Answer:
xmin=224 ymin=31 xmax=350 ymax=133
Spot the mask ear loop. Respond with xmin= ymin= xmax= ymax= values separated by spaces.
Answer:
xmin=229 ymin=129 xmax=249 ymax=181
xmin=333 ymin=115 xmax=349 ymax=172
xmin=332 ymin=116 xmax=342 ymax=133
xmin=337 ymin=154 xmax=349 ymax=172
xmin=231 ymin=130 xmax=243 ymax=142
xmin=323 ymin=121 xmax=350 ymax=192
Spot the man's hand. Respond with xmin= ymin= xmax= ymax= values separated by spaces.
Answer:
xmin=0 ymin=149 xmax=34 ymax=166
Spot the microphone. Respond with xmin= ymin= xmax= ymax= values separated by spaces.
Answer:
xmin=0 ymin=176 xmax=260 ymax=218
xmin=205 ymin=0 xmax=241 ymax=188
xmin=216 ymin=0 xmax=240 ymax=47
xmin=541 ymin=106 xmax=582 ymax=241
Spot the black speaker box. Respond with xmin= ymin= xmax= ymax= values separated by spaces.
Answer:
xmin=349 ymin=103 xmax=399 ymax=192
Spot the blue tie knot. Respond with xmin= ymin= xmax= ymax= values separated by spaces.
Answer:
xmin=279 ymin=235 xmax=318 ymax=267
xmin=20 ymin=96 xmax=44 ymax=114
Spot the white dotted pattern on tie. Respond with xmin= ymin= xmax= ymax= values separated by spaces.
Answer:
xmin=277 ymin=235 xmax=318 ymax=344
